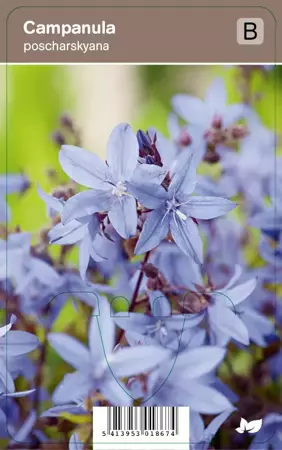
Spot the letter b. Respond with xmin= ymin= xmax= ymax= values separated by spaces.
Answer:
xmin=244 ymin=22 xmax=257 ymax=40
xmin=237 ymin=18 xmax=264 ymax=45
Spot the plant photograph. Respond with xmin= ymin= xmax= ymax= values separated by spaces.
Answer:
xmin=0 ymin=64 xmax=281 ymax=449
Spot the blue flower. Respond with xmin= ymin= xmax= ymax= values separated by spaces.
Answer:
xmin=174 ymin=261 xmax=272 ymax=347
xmin=0 ymin=407 xmax=39 ymax=442
xmin=3 ymin=409 xmax=45 ymax=446
xmin=113 ymin=290 xmax=203 ymax=348
xmin=201 ymin=217 xmax=245 ymax=286
xmin=144 ymin=345 xmax=233 ymax=413
xmin=203 ymin=266 xmax=273 ymax=347
xmin=171 ymin=77 xmax=246 ymax=135
xmin=88 ymin=226 xmax=130 ymax=280
xmin=0 ymin=314 xmax=38 ymax=394
xmin=0 ymin=232 xmax=31 ymax=282
xmin=258 ymin=235 xmax=282 ymax=278
xmin=221 ymin=111 xmax=279 ymax=215
xmin=130 ymin=150 xmax=236 ymax=263
xmin=0 ymin=232 xmax=63 ymax=302
xmin=59 ymin=123 xmax=164 ymax=239
xmin=25 ymin=270 xmax=100 ymax=327
xmin=37 ymin=185 xmax=106 ymax=280
xmin=190 ymin=408 xmax=236 ymax=449
xmin=0 ymin=173 xmax=29 ymax=223
xmin=249 ymin=175 xmax=282 ymax=242
xmin=48 ymin=297 xmax=171 ymax=406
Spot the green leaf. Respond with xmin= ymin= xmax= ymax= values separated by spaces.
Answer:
xmin=60 ymin=412 xmax=91 ymax=424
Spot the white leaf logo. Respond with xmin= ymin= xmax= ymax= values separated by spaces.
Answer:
xmin=235 ymin=418 xmax=262 ymax=434
xmin=246 ymin=419 xmax=263 ymax=433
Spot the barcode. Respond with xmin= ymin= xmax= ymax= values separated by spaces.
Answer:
xmin=93 ymin=406 xmax=190 ymax=450
xmin=106 ymin=406 xmax=179 ymax=435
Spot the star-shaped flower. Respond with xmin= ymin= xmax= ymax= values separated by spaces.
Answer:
xmin=130 ymin=150 xmax=236 ymax=263
xmin=171 ymin=77 xmax=246 ymax=138
xmin=59 ymin=123 xmax=164 ymax=240
xmin=48 ymin=298 xmax=171 ymax=406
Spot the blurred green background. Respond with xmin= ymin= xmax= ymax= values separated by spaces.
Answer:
xmin=1 ymin=64 xmax=281 ymax=232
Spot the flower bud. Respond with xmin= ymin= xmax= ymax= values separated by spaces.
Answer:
xmin=52 ymin=131 xmax=65 ymax=146
xmin=137 ymin=130 xmax=152 ymax=155
xmin=204 ymin=148 xmax=220 ymax=164
xmin=180 ymin=291 xmax=210 ymax=314
xmin=60 ymin=113 xmax=74 ymax=130
xmin=211 ymin=114 xmax=223 ymax=129
xmin=231 ymin=124 xmax=249 ymax=140
xmin=178 ymin=128 xmax=191 ymax=147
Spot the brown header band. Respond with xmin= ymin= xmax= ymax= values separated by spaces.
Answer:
xmin=1 ymin=1 xmax=280 ymax=63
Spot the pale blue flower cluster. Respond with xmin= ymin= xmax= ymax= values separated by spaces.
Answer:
xmin=0 ymin=74 xmax=280 ymax=449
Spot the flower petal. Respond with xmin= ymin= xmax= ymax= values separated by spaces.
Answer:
xmin=189 ymin=411 xmax=205 ymax=442
xmin=12 ymin=410 xmax=37 ymax=443
xmin=133 ymin=164 xmax=167 ymax=184
xmin=37 ymin=184 xmax=64 ymax=214
xmin=135 ymin=208 xmax=170 ymax=255
xmin=205 ymin=407 xmax=236 ymax=438
xmin=53 ymin=371 xmax=91 ymax=404
xmin=59 ymin=145 xmax=108 ymax=189
xmin=89 ymin=298 xmax=115 ymax=361
xmin=176 ymin=346 xmax=226 ymax=379
xmin=62 ymin=190 xmax=112 ymax=225
xmin=106 ymin=123 xmax=139 ymax=181
xmin=128 ymin=182 xmax=168 ymax=210
xmin=41 ymin=405 xmax=86 ymax=417
xmin=0 ymin=316 xmax=16 ymax=338
xmin=166 ymin=313 xmax=204 ymax=331
xmin=223 ymin=104 xmax=246 ymax=127
xmin=209 ymin=304 xmax=249 ymax=346
xmin=149 ymin=291 xmax=171 ymax=317
xmin=49 ymin=220 xmax=88 ymax=245
xmin=220 ymin=277 xmax=257 ymax=306
xmin=169 ymin=151 xmax=199 ymax=196
xmin=167 ymin=112 xmax=181 ymax=140
xmin=0 ymin=359 xmax=15 ymax=393
xmin=170 ymin=215 xmax=203 ymax=264
xmin=69 ymin=433 xmax=84 ymax=450
xmin=77 ymin=218 xmax=101 ymax=279
xmin=78 ymin=235 xmax=91 ymax=281
xmin=182 ymin=196 xmax=236 ymax=220
xmin=205 ymin=78 xmax=226 ymax=113
xmin=2 ymin=331 xmax=39 ymax=356
xmin=241 ymin=308 xmax=274 ymax=346
xmin=1 ymin=174 xmax=28 ymax=194
xmin=48 ymin=333 xmax=90 ymax=369
xmin=180 ymin=382 xmax=233 ymax=414
xmin=108 ymin=196 xmax=137 ymax=239
xmin=108 ymin=345 xmax=171 ymax=378
xmin=29 ymin=257 xmax=62 ymax=287
xmin=171 ymin=95 xmax=208 ymax=126
xmin=4 ymin=389 xmax=36 ymax=398
xmin=100 ymin=378 xmax=132 ymax=406
xmin=114 ymin=313 xmax=156 ymax=335
xmin=222 ymin=265 xmax=243 ymax=290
